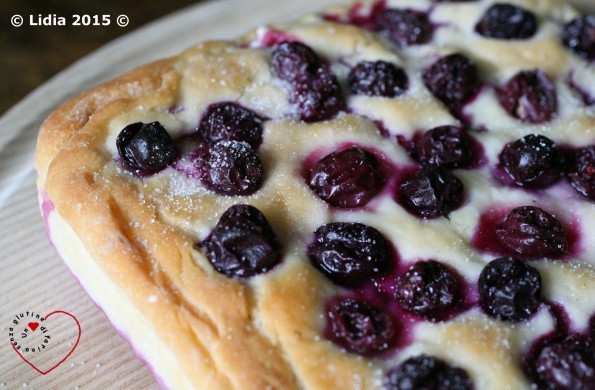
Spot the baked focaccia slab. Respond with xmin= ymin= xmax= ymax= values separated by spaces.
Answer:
xmin=36 ymin=0 xmax=594 ymax=388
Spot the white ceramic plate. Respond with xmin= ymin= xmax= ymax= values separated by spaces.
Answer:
xmin=0 ymin=0 xmax=591 ymax=387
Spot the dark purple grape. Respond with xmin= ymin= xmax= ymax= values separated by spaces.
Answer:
xmin=198 ymin=102 xmax=265 ymax=149
xmin=499 ymin=134 xmax=562 ymax=188
xmin=475 ymin=4 xmax=537 ymax=40
xmin=293 ymin=67 xmax=346 ymax=122
xmin=375 ymin=9 xmax=433 ymax=47
xmin=384 ymin=355 xmax=473 ymax=390
xmin=422 ymin=54 xmax=481 ymax=111
xmin=416 ymin=125 xmax=473 ymax=168
xmin=533 ymin=335 xmax=595 ymax=390
xmin=568 ymin=146 xmax=595 ymax=201
xmin=201 ymin=140 xmax=264 ymax=196
xmin=478 ymin=257 xmax=542 ymax=322
xmin=308 ymin=147 xmax=385 ymax=208
xmin=272 ymin=40 xmax=322 ymax=83
xmin=398 ymin=165 xmax=464 ymax=219
xmin=562 ymin=16 xmax=595 ymax=62
xmin=497 ymin=69 xmax=558 ymax=123
xmin=395 ymin=260 xmax=462 ymax=321
xmin=326 ymin=298 xmax=396 ymax=356
xmin=272 ymin=41 xmax=345 ymax=122
xmin=308 ymin=222 xmax=392 ymax=287
xmin=116 ymin=121 xmax=178 ymax=172
xmin=199 ymin=204 xmax=282 ymax=278
xmin=496 ymin=206 xmax=568 ymax=258
xmin=348 ymin=61 xmax=409 ymax=97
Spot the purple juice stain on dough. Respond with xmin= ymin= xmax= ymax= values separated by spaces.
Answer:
xmin=167 ymin=104 xmax=185 ymax=114
xmin=41 ymin=192 xmax=55 ymax=242
xmin=567 ymin=71 xmax=595 ymax=106
xmin=327 ymin=250 xmax=427 ymax=353
xmin=172 ymin=145 xmax=209 ymax=179
xmin=49 ymin=238 xmax=170 ymax=388
xmin=322 ymin=0 xmax=387 ymax=30
xmin=260 ymin=30 xmax=301 ymax=47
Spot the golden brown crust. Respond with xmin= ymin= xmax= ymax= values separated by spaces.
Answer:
xmin=35 ymin=58 xmax=177 ymax=185
xmin=36 ymin=48 xmax=299 ymax=389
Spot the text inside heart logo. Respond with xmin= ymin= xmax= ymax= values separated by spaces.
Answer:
xmin=8 ymin=310 xmax=81 ymax=375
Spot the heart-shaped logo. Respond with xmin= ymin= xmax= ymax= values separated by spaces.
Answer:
xmin=11 ymin=310 xmax=81 ymax=375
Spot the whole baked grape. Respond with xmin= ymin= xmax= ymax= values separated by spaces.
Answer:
xmin=475 ymin=4 xmax=537 ymax=40
xmin=398 ymin=165 xmax=464 ymax=219
xmin=117 ymin=121 xmax=178 ymax=172
xmin=384 ymin=355 xmax=473 ymax=390
xmin=199 ymin=204 xmax=282 ymax=278
xmin=308 ymin=147 xmax=385 ymax=208
xmin=422 ymin=54 xmax=481 ymax=112
xmin=198 ymin=102 xmax=265 ymax=149
xmin=568 ymin=145 xmax=595 ymax=201
xmin=308 ymin=222 xmax=391 ymax=287
xmin=375 ymin=9 xmax=433 ymax=47
xmin=272 ymin=41 xmax=345 ymax=122
xmin=497 ymin=70 xmax=557 ymax=123
xmin=416 ymin=125 xmax=473 ymax=168
xmin=561 ymin=16 xmax=595 ymax=62
xmin=533 ymin=335 xmax=595 ymax=390
xmin=326 ymin=298 xmax=396 ymax=356
xmin=496 ymin=206 xmax=568 ymax=258
xmin=499 ymin=134 xmax=561 ymax=188
xmin=201 ymin=140 xmax=264 ymax=196
xmin=348 ymin=61 xmax=409 ymax=97
xmin=478 ymin=257 xmax=542 ymax=322
xmin=395 ymin=260 xmax=462 ymax=321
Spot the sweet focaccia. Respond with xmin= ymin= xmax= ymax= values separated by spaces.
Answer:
xmin=35 ymin=0 xmax=594 ymax=388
